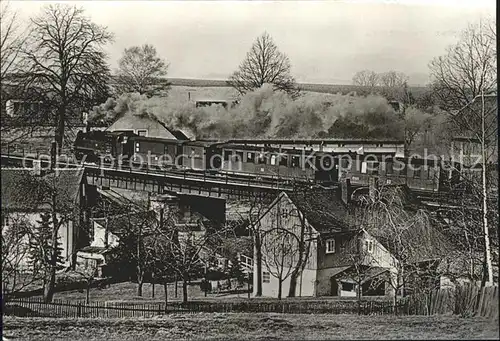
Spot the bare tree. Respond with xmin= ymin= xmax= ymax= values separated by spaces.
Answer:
xmin=116 ymin=44 xmax=170 ymax=97
xmin=261 ymin=226 xmax=299 ymax=300
xmin=235 ymin=192 xmax=274 ymax=297
xmin=1 ymin=213 xmax=41 ymax=298
xmin=360 ymin=186 xmax=436 ymax=313
xmin=74 ymin=261 xmax=98 ymax=304
xmin=228 ymin=32 xmax=298 ymax=96
xmin=21 ymin=4 xmax=113 ymax=154
xmin=0 ymin=0 xmax=27 ymax=84
xmin=352 ymin=70 xmax=379 ymax=88
xmin=429 ymin=19 xmax=496 ymax=112
xmin=429 ymin=19 xmax=497 ymax=286
xmin=379 ymin=71 xmax=409 ymax=88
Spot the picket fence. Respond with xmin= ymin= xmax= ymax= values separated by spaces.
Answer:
xmin=4 ymin=296 xmax=395 ymax=318
xmin=4 ymin=284 xmax=497 ymax=319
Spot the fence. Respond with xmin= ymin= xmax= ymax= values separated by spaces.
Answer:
xmin=399 ymin=284 xmax=498 ymax=319
xmin=4 ymin=297 xmax=396 ymax=318
xmin=4 ymin=284 xmax=498 ymax=319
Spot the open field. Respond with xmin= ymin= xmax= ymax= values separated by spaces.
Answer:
xmin=3 ymin=313 xmax=498 ymax=340
xmin=168 ymin=78 xmax=429 ymax=97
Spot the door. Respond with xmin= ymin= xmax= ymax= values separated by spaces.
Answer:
xmin=330 ymin=277 xmax=339 ymax=296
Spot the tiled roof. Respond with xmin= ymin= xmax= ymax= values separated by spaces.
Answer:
xmin=1 ymin=168 xmax=84 ymax=211
xmin=286 ymin=189 xmax=356 ymax=234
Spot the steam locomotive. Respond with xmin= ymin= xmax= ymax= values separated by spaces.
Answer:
xmin=73 ymin=130 xmax=463 ymax=193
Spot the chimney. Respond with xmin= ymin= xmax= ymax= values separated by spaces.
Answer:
xmin=188 ymin=92 xmax=191 ymax=101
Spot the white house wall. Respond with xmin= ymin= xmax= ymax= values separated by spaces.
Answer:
xmin=3 ymin=212 xmax=75 ymax=269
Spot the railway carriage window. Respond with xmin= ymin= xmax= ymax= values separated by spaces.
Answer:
xmin=234 ymin=151 xmax=244 ymax=162
xmin=258 ymin=153 xmax=266 ymax=164
xmin=304 ymin=156 xmax=314 ymax=169
xmin=413 ymin=166 xmax=422 ymax=178
xmin=386 ymin=162 xmax=393 ymax=175
xmin=223 ymin=150 xmax=231 ymax=161
xmin=279 ymin=154 xmax=288 ymax=166
xmin=340 ymin=158 xmax=351 ymax=170
xmin=270 ymin=155 xmax=277 ymax=166
xmin=422 ymin=165 xmax=430 ymax=179
xmin=247 ymin=152 xmax=255 ymax=163
xmin=368 ymin=162 xmax=379 ymax=175
xmin=361 ymin=162 xmax=367 ymax=174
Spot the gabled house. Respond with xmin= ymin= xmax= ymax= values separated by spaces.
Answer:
xmin=1 ymin=168 xmax=88 ymax=269
xmin=254 ymin=188 xmax=457 ymax=298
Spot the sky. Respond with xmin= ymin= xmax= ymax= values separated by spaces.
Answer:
xmin=8 ymin=0 xmax=496 ymax=85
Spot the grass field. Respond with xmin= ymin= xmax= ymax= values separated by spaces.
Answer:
xmin=31 ymin=280 xmax=251 ymax=303
xmin=3 ymin=314 xmax=498 ymax=340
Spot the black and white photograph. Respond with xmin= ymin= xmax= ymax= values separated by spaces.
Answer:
xmin=1 ymin=0 xmax=498 ymax=340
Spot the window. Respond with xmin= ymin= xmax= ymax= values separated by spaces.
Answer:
xmin=414 ymin=166 xmax=422 ymax=179
xmin=234 ymin=151 xmax=244 ymax=163
xmin=304 ymin=156 xmax=314 ymax=169
xmin=361 ymin=161 xmax=367 ymax=174
xmin=326 ymin=238 xmax=336 ymax=254
xmin=341 ymin=282 xmax=355 ymax=291
xmin=258 ymin=153 xmax=266 ymax=164
xmin=279 ymin=154 xmax=288 ymax=166
xmin=270 ymin=155 xmax=277 ymax=165
xmin=247 ymin=152 xmax=255 ymax=163
xmin=385 ymin=162 xmax=393 ymax=175
xmin=223 ymin=150 xmax=232 ymax=161
xmin=135 ymin=142 xmax=140 ymax=153
xmin=368 ymin=162 xmax=379 ymax=175
xmin=137 ymin=130 xmax=147 ymax=137
xmin=422 ymin=165 xmax=430 ymax=179
xmin=263 ymin=272 xmax=270 ymax=283
xmin=364 ymin=240 xmax=374 ymax=253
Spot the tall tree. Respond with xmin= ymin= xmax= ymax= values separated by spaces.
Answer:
xmin=352 ymin=70 xmax=379 ymax=88
xmin=22 ymin=4 xmax=113 ymax=154
xmin=228 ymin=32 xmax=298 ymax=97
xmin=429 ymin=19 xmax=497 ymax=286
xmin=116 ymin=44 xmax=170 ymax=97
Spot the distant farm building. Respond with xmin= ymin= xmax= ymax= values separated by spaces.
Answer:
xmin=195 ymin=99 xmax=238 ymax=109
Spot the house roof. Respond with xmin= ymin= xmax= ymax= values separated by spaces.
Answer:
xmin=1 ymin=168 xmax=84 ymax=211
xmin=286 ymin=189 xmax=356 ymax=234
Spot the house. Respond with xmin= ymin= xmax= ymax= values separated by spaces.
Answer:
xmin=253 ymin=188 xmax=457 ymax=298
xmin=1 ymin=167 xmax=88 ymax=269
xmin=107 ymin=112 xmax=188 ymax=140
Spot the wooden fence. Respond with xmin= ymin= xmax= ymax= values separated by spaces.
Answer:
xmin=4 ymin=297 xmax=396 ymax=318
xmin=399 ymin=284 xmax=498 ymax=319
xmin=4 ymin=284 xmax=498 ymax=319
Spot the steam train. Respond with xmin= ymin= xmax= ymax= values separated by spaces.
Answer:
xmin=73 ymin=130 xmax=463 ymax=193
